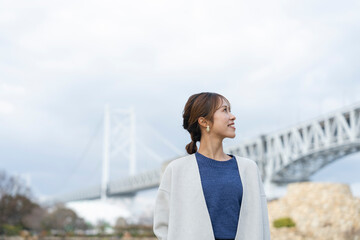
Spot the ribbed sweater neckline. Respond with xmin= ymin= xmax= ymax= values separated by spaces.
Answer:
xmin=195 ymin=151 xmax=235 ymax=168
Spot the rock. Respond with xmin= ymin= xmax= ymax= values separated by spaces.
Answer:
xmin=268 ymin=182 xmax=360 ymax=240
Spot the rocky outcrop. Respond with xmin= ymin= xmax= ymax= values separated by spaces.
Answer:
xmin=268 ymin=182 xmax=360 ymax=240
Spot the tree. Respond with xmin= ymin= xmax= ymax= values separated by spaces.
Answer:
xmin=0 ymin=170 xmax=31 ymax=198
xmin=0 ymin=194 xmax=38 ymax=226
xmin=0 ymin=170 xmax=89 ymax=235
xmin=96 ymin=219 xmax=112 ymax=235
xmin=0 ymin=170 xmax=39 ymax=235
xmin=22 ymin=206 xmax=47 ymax=232
xmin=115 ymin=216 xmax=128 ymax=228
xmin=42 ymin=204 xmax=87 ymax=234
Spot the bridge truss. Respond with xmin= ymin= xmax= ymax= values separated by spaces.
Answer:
xmin=54 ymin=102 xmax=360 ymax=202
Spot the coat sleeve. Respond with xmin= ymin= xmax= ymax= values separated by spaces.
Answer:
xmin=153 ymin=188 xmax=170 ymax=239
xmin=153 ymin=165 xmax=172 ymax=240
xmin=256 ymin=165 xmax=271 ymax=240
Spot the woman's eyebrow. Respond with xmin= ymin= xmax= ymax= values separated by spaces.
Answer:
xmin=217 ymin=104 xmax=230 ymax=110
xmin=223 ymin=105 xmax=231 ymax=111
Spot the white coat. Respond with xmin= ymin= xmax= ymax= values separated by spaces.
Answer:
xmin=153 ymin=153 xmax=271 ymax=240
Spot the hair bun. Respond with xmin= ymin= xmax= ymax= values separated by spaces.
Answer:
xmin=185 ymin=140 xmax=198 ymax=154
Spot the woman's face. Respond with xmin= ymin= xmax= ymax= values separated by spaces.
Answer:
xmin=210 ymin=98 xmax=236 ymax=139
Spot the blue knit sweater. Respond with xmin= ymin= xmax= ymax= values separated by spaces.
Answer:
xmin=195 ymin=151 xmax=243 ymax=239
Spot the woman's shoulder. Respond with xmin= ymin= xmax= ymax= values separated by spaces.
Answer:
xmin=169 ymin=154 xmax=195 ymax=168
xmin=161 ymin=154 xmax=196 ymax=172
xmin=233 ymin=155 xmax=259 ymax=169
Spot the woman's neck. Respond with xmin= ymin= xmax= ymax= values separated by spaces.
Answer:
xmin=198 ymin=136 xmax=230 ymax=161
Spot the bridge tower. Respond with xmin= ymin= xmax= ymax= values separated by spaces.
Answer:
xmin=101 ymin=104 xmax=136 ymax=200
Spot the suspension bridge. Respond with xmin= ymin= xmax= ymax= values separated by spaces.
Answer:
xmin=54 ymin=102 xmax=360 ymax=202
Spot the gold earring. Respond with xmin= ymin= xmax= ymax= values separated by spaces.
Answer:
xmin=206 ymin=125 xmax=210 ymax=133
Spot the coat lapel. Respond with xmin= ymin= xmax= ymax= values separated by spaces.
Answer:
xmin=188 ymin=154 xmax=215 ymax=238
xmin=234 ymin=156 xmax=247 ymax=240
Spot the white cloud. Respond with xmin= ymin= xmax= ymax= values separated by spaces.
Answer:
xmin=0 ymin=84 xmax=26 ymax=115
xmin=65 ymin=190 xmax=157 ymax=225
xmin=0 ymin=83 xmax=26 ymax=95
xmin=0 ymin=101 xmax=14 ymax=115
xmin=0 ymin=0 xmax=359 ymax=201
xmin=66 ymin=199 xmax=131 ymax=225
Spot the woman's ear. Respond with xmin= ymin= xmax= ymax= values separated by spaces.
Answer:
xmin=198 ymin=117 xmax=208 ymax=128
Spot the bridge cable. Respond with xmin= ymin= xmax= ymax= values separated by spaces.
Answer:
xmin=60 ymin=115 xmax=103 ymax=193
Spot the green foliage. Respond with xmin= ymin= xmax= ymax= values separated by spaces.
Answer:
xmin=0 ymin=194 xmax=38 ymax=227
xmin=273 ymin=217 xmax=296 ymax=228
xmin=42 ymin=205 xmax=88 ymax=235
xmin=115 ymin=225 xmax=155 ymax=237
xmin=1 ymin=224 xmax=22 ymax=236
xmin=95 ymin=219 xmax=112 ymax=235
xmin=0 ymin=169 xmax=38 ymax=233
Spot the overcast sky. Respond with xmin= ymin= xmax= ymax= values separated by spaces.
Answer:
xmin=1 ymin=0 xmax=360 ymax=210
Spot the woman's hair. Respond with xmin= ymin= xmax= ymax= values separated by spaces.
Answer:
xmin=182 ymin=92 xmax=230 ymax=154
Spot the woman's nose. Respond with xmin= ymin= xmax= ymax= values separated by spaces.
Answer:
xmin=230 ymin=112 xmax=236 ymax=120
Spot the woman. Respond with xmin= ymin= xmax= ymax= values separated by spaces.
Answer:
xmin=153 ymin=92 xmax=271 ymax=240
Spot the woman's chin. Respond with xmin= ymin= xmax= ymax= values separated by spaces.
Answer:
xmin=227 ymin=133 xmax=236 ymax=138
